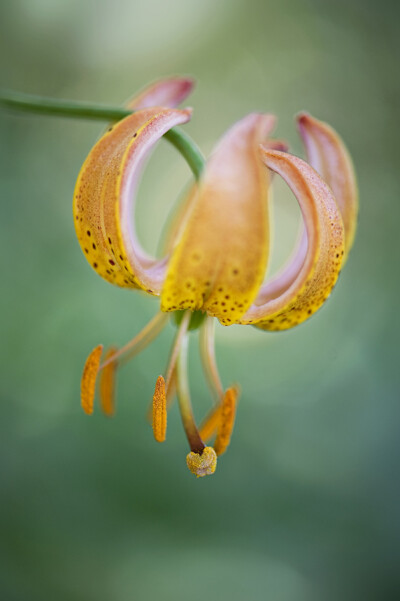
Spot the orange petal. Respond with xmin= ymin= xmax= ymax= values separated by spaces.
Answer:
xmin=73 ymin=107 xmax=191 ymax=293
xmin=161 ymin=113 xmax=275 ymax=324
xmin=125 ymin=76 xmax=195 ymax=110
xmin=297 ymin=113 xmax=358 ymax=260
xmin=265 ymin=138 xmax=289 ymax=153
xmin=81 ymin=344 xmax=103 ymax=415
xmin=241 ymin=149 xmax=345 ymax=331
xmin=99 ymin=346 xmax=117 ymax=417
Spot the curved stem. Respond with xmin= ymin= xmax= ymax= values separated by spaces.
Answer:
xmin=0 ymin=90 xmax=205 ymax=180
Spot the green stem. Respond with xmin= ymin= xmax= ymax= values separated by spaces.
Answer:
xmin=0 ymin=89 xmax=205 ymax=180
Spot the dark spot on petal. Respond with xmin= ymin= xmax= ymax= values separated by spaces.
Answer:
xmin=109 ymin=260 xmax=115 ymax=265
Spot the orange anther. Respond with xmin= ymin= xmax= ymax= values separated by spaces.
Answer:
xmin=214 ymin=387 xmax=238 ymax=456
xmin=81 ymin=344 xmax=103 ymax=415
xmin=152 ymin=375 xmax=167 ymax=442
xmin=99 ymin=346 xmax=117 ymax=417
xmin=199 ymin=405 xmax=221 ymax=442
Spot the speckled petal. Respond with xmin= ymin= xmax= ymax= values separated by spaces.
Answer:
xmin=240 ymin=149 xmax=345 ymax=331
xmin=125 ymin=76 xmax=195 ymax=110
xmin=297 ymin=113 xmax=358 ymax=260
xmin=73 ymin=107 xmax=191 ymax=293
xmin=161 ymin=113 xmax=275 ymax=324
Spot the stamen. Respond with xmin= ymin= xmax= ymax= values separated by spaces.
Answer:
xmin=146 ymin=365 xmax=176 ymax=423
xmin=99 ymin=346 xmax=117 ymax=417
xmin=146 ymin=364 xmax=177 ymax=424
xmin=199 ymin=404 xmax=221 ymax=442
xmin=152 ymin=375 xmax=167 ymax=442
xmin=199 ymin=317 xmax=224 ymax=403
xmin=176 ymin=329 xmax=206 ymax=455
xmin=81 ymin=344 xmax=103 ymax=415
xmin=99 ymin=312 xmax=168 ymax=370
xmin=186 ymin=446 xmax=217 ymax=478
xmin=214 ymin=387 xmax=238 ymax=456
xmin=166 ymin=365 xmax=177 ymax=409
xmin=197 ymin=316 xmax=227 ymax=443
xmin=164 ymin=310 xmax=191 ymax=391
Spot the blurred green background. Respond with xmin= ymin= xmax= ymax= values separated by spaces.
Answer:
xmin=0 ymin=1 xmax=399 ymax=600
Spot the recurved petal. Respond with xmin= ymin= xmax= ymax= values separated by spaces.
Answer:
xmin=125 ymin=76 xmax=195 ymax=110
xmin=73 ymin=107 xmax=192 ymax=293
xmin=265 ymin=139 xmax=289 ymax=153
xmin=240 ymin=149 xmax=345 ymax=331
xmin=161 ymin=113 xmax=275 ymax=324
xmin=297 ymin=113 xmax=358 ymax=260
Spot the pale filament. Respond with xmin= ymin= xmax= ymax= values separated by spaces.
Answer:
xmin=146 ymin=311 xmax=190 ymax=422
xmin=99 ymin=311 xmax=169 ymax=369
xmin=176 ymin=331 xmax=205 ymax=454
xmin=199 ymin=316 xmax=224 ymax=403
xmin=164 ymin=310 xmax=191 ymax=392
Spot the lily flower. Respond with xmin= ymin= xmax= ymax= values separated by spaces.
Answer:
xmin=75 ymin=77 xmax=358 ymax=477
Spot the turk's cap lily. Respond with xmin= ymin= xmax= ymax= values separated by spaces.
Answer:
xmin=74 ymin=76 xmax=358 ymax=476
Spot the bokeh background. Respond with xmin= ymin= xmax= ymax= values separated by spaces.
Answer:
xmin=0 ymin=1 xmax=399 ymax=600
